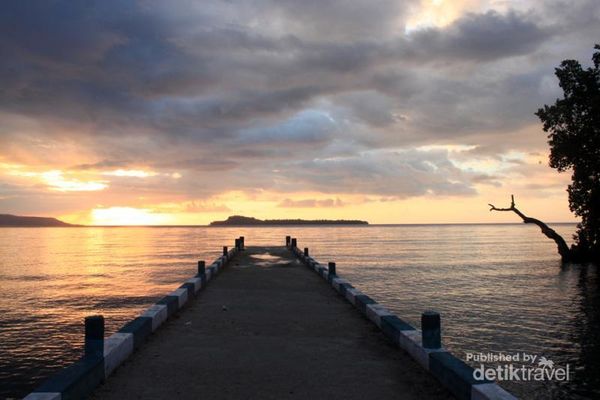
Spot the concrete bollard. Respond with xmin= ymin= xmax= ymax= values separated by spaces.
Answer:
xmin=223 ymin=246 xmax=228 ymax=257
xmin=240 ymin=236 xmax=245 ymax=250
xmin=304 ymin=248 xmax=309 ymax=257
xmin=286 ymin=236 xmax=291 ymax=247
xmin=198 ymin=260 xmax=206 ymax=276
xmin=291 ymin=238 xmax=297 ymax=248
xmin=85 ymin=315 xmax=104 ymax=358
xmin=328 ymin=262 xmax=336 ymax=276
xmin=421 ymin=311 xmax=441 ymax=349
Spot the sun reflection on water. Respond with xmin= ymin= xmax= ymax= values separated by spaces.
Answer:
xmin=1 ymin=224 xmax=598 ymax=399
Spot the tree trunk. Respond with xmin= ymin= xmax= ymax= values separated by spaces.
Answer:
xmin=489 ymin=195 xmax=572 ymax=262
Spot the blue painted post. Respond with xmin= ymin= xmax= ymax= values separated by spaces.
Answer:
xmin=291 ymin=238 xmax=297 ymax=248
xmin=198 ymin=260 xmax=206 ymax=276
xmin=422 ymin=311 xmax=441 ymax=349
xmin=328 ymin=262 xmax=336 ymax=276
xmin=304 ymin=248 xmax=309 ymax=257
xmin=84 ymin=315 xmax=104 ymax=358
xmin=223 ymin=246 xmax=228 ymax=256
xmin=286 ymin=236 xmax=291 ymax=247
xmin=240 ymin=236 xmax=245 ymax=250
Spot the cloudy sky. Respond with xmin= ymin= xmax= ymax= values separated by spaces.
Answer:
xmin=1 ymin=0 xmax=598 ymax=225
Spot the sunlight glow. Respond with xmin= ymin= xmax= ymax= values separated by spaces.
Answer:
xmin=91 ymin=207 xmax=170 ymax=226
xmin=41 ymin=171 xmax=108 ymax=192
xmin=8 ymin=168 xmax=108 ymax=192
xmin=405 ymin=0 xmax=480 ymax=32
xmin=450 ymin=151 xmax=529 ymax=174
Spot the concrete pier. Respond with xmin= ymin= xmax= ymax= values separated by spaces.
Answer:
xmin=90 ymin=246 xmax=452 ymax=400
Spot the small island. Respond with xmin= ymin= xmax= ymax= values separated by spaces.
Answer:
xmin=210 ymin=215 xmax=368 ymax=226
xmin=0 ymin=214 xmax=76 ymax=227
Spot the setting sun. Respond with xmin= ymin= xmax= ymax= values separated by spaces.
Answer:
xmin=2 ymin=1 xmax=599 ymax=399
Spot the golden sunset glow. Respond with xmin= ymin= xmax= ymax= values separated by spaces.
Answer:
xmin=1 ymin=0 xmax=591 ymax=226
xmin=5 ymin=166 xmax=109 ymax=192
xmin=90 ymin=207 xmax=170 ymax=226
xmin=2 ymin=3 xmax=599 ymax=400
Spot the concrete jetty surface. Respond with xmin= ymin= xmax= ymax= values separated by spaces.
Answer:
xmin=91 ymin=246 xmax=452 ymax=400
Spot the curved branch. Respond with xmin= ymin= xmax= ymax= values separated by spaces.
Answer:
xmin=489 ymin=195 xmax=571 ymax=262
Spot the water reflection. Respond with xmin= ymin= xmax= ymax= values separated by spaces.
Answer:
xmin=1 ymin=224 xmax=598 ymax=399
xmin=566 ymin=264 xmax=600 ymax=399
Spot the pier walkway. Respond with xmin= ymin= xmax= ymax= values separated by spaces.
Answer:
xmin=91 ymin=246 xmax=452 ymax=400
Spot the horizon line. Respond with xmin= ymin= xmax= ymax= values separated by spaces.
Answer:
xmin=12 ymin=221 xmax=576 ymax=228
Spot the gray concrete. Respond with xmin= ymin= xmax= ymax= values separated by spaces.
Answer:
xmin=92 ymin=246 xmax=453 ymax=400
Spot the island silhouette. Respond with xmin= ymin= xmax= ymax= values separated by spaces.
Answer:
xmin=210 ymin=215 xmax=368 ymax=226
xmin=0 ymin=214 xmax=76 ymax=227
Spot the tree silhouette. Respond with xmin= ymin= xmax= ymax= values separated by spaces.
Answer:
xmin=490 ymin=44 xmax=600 ymax=263
xmin=536 ymin=44 xmax=600 ymax=262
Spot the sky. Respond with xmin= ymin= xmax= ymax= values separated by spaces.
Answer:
xmin=0 ymin=0 xmax=599 ymax=225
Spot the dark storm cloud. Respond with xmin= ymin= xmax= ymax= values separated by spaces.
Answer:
xmin=0 ymin=1 xmax=554 ymax=125
xmin=1 ymin=0 xmax=599 ymax=210
xmin=237 ymin=110 xmax=337 ymax=145
xmin=407 ymin=10 xmax=549 ymax=62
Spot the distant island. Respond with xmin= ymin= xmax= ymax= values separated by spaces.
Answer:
xmin=210 ymin=215 xmax=368 ymax=226
xmin=0 ymin=214 xmax=76 ymax=227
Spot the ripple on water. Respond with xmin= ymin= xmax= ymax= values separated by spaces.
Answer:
xmin=0 ymin=224 xmax=598 ymax=399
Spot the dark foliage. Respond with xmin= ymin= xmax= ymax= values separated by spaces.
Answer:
xmin=536 ymin=44 xmax=600 ymax=262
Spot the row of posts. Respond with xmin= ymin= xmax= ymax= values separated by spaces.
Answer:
xmin=285 ymin=235 xmax=441 ymax=350
xmin=84 ymin=305 xmax=438 ymax=355
xmin=83 ymin=236 xmax=440 ymax=358
xmin=234 ymin=236 xmax=245 ymax=252
xmin=83 ymin=236 xmax=245 ymax=359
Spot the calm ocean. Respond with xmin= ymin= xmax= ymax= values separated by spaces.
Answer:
xmin=0 ymin=224 xmax=598 ymax=399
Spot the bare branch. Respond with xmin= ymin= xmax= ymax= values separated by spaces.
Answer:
xmin=488 ymin=194 xmax=516 ymax=212
xmin=488 ymin=203 xmax=513 ymax=212
xmin=489 ymin=195 xmax=572 ymax=262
